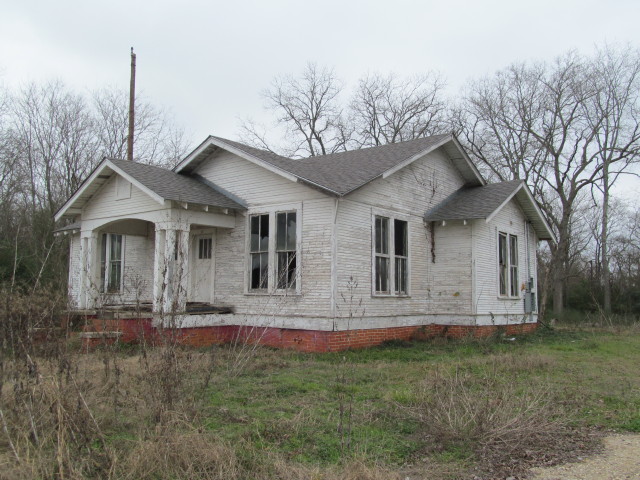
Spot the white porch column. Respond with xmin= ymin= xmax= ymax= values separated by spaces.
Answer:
xmin=80 ymin=231 xmax=99 ymax=309
xmin=152 ymin=227 xmax=166 ymax=313
xmin=175 ymin=228 xmax=191 ymax=312
xmin=159 ymin=225 xmax=191 ymax=314
xmin=162 ymin=228 xmax=177 ymax=313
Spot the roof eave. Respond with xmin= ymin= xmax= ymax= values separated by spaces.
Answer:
xmin=449 ymin=135 xmax=486 ymax=186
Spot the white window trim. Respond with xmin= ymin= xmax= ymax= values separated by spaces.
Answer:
xmin=371 ymin=210 xmax=411 ymax=298
xmin=497 ymin=231 xmax=520 ymax=299
xmin=101 ymin=233 xmax=125 ymax=295
xmin=244 ymin=203 xmax=302 ymax=296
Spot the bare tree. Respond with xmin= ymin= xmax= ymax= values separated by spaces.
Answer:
xmin=0 ymin=81 xmax=190 ymax=286
xmin=350 ymin=72 xmax=447 ymax=147
xmin=93 ymin=87 xmax=190 ymax=167
xmin=240 ymin=63 xmax=349 ymax=157
xmin=587 ymin=45 xmax=640 ymax=313
xmin=454 ymin=51 xmax=634 ymax=316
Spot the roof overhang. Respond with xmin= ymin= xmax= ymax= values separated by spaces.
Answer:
xmin=54 ymin=158 xmax=165 ymax=222
xmin=481 ymin=182 xmax=555 ymax=242
xmin=508 ymin=184 xmax=556 ymax=242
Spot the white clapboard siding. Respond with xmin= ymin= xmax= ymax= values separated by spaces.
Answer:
xmin=194 ymin=150 xmax=327 ymax=206
xmin=68 ymin=233 xmax=82 ymax=307
xmin=120 ymin=233 xmax=154 ymax=303
xmin=335 ymin=148 xmax=471 ymax=318
xmin=347 ymin=149 xmax=465 ymax=212
xmin=213 ymin=197 xmax=334 ymax=317
xmin=430 ymin=222 xmax=473 ymax=314
xmin=473 ymin=200 xmax=537 ymax=317
xmin=82 ymin=176 xmax=164 ymax=221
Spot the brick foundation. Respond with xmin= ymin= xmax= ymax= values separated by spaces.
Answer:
xmin=79 ymin=317 xmax=538 ymax=352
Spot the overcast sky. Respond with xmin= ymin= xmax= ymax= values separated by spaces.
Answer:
xmin=2 ymin=0 xmax=640 ymax=150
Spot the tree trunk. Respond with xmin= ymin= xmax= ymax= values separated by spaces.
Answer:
xmin=552 ymin=276 xmax=564 ymax=316
xmin=601 ymin=167 xmax=611 ymax=314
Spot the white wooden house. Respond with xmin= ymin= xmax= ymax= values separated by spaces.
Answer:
xmin=54 ymin=134 xmax=555 ymax=351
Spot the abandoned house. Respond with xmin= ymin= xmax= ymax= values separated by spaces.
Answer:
xmin=54 ymin=134 xmax=555 ymax=351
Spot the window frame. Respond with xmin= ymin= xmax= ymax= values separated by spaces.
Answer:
xmin=245 ymin=204 xmax=302 ymax=295
xmin=100 ymin=233 xmax=125 ymax=294
xmin=371 ymin=212 xmax=410 ymax=297
xmin=497 ymin=231 xmax=520 ymax=299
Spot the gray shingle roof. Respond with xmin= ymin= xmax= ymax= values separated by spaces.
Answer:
xmin=109 ymin=158 xmax=243 ymax=210
xmin=205 ymin=134 xmax=455 ymax=196
xmin=424 ymin=180 xmax=524 ymax=221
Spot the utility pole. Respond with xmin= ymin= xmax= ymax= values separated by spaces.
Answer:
xmin=127 ymin=47 xmax=136 ymax=161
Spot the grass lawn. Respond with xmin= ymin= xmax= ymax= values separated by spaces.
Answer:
xmin=1 ymin=324 xmax=639 ymax=479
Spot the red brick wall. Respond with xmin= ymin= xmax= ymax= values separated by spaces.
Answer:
xmin=81 ymin=318 xmax=537 ymax=352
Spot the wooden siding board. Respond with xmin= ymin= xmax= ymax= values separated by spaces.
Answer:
xmin=213 ymin=197 xmax=334 ymax=317
xmin=193 ymin=150 xmax=327 ymax=206
xmin=82 ymin=176 xmax=165 ymax=221
xmin=68 ymin=233 xmax=81 ymax=307
xmin=335 ymin=149 xmax=472 ymax=319
xmin=472 ymin=200 xmax=536 ymax=318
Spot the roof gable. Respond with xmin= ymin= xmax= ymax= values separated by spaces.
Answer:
xmin=175 ymin=134 xmax=485 ymax=197
xmin=424 ymin=180 xmax=555 ymax=241
xmin=54 ymin=158 xmax=243 ymax=222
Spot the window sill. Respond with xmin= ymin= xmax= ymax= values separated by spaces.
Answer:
xmin=245 ymin=291 xmax=301 ymax=297
xmin=372 ymin=294 xmax=411 ymax=298
xmin=497 ymin=295 xmax=521 ymax=300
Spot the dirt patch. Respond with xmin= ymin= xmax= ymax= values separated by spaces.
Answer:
xmin=529 ymin=433 xmax=640 ymax=480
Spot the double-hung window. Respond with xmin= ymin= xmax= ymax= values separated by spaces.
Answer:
xmin=276 ymin=212 xmax=297 ymax=289
xmin=100 ymin=233 xmax=123 ymax=293
xmin=374 ymin=215 xmax=409 ymax=296
xmin=498 ymin=232 xmax=519 ymax=297
xmin=248 ymin=210 xmax=299 ymax=293
xmin=249 ymin=214 xmax=269 ymax=290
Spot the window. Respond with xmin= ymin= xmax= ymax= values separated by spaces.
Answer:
xmin=394 ymin=219 xmax=408 ymax=295
xmin=250 ymin=214 xmax=269 ymax=290
xmin=374 ymin=217 xmax=390 ymax=293
xmin=509 ymin=235 xmax=519 ymax=297
xmin=498 ymin=232 xmax=519 ymax=297
xmin=374 ymin=215 xmax=409 ymax=295
xmin=248 ymin=210 xmax=300 ymax=293
xmin=100 ymin=233 xmax=123 ymax=293
xmin=276 ymin=212 xmax=297 ymax=289
xmin=198 ymin=237 xmax=212 ymax=260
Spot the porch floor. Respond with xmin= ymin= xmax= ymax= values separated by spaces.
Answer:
xmin=93 ymin=302 xmax=233 ymax=316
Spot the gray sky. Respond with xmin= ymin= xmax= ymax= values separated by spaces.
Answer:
xmin=2 ymin=0 xmax=640 ymax=146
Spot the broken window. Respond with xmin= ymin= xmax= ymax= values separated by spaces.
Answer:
xmin=374 ymin=216 xmax=409 ymax=295
xmin=248 ymin=210 xmax=300 ymax=293
xmin=394 ymin=219 xmax=408 ymax=295
xmin=276 ymin=211 xmax=297 ymax=289
xmin=100 ymin=233 xmax=123 ymax=293
xmin=250 ymin=214 xmax=269 ymax=290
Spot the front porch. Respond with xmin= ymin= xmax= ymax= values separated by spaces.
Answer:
xmin=72 ymin=208 xmax=237 ymax=315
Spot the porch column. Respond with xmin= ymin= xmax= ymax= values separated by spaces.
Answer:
xmin=174 ymin=228 xmax=191 ymax=312
xmin=80 ymin=231 xmax=99 ymax=309
xmin=152 ymin=227 xmax=166 ymax=313
xmin=162 ymin=228 xmax=177 ymax=313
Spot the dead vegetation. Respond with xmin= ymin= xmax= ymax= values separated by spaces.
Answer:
xmin=0 ymin=291 xmax=632 ymax=479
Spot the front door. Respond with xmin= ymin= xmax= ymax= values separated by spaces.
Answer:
xmin=191 ymin=234 xmax=214 ymax=303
